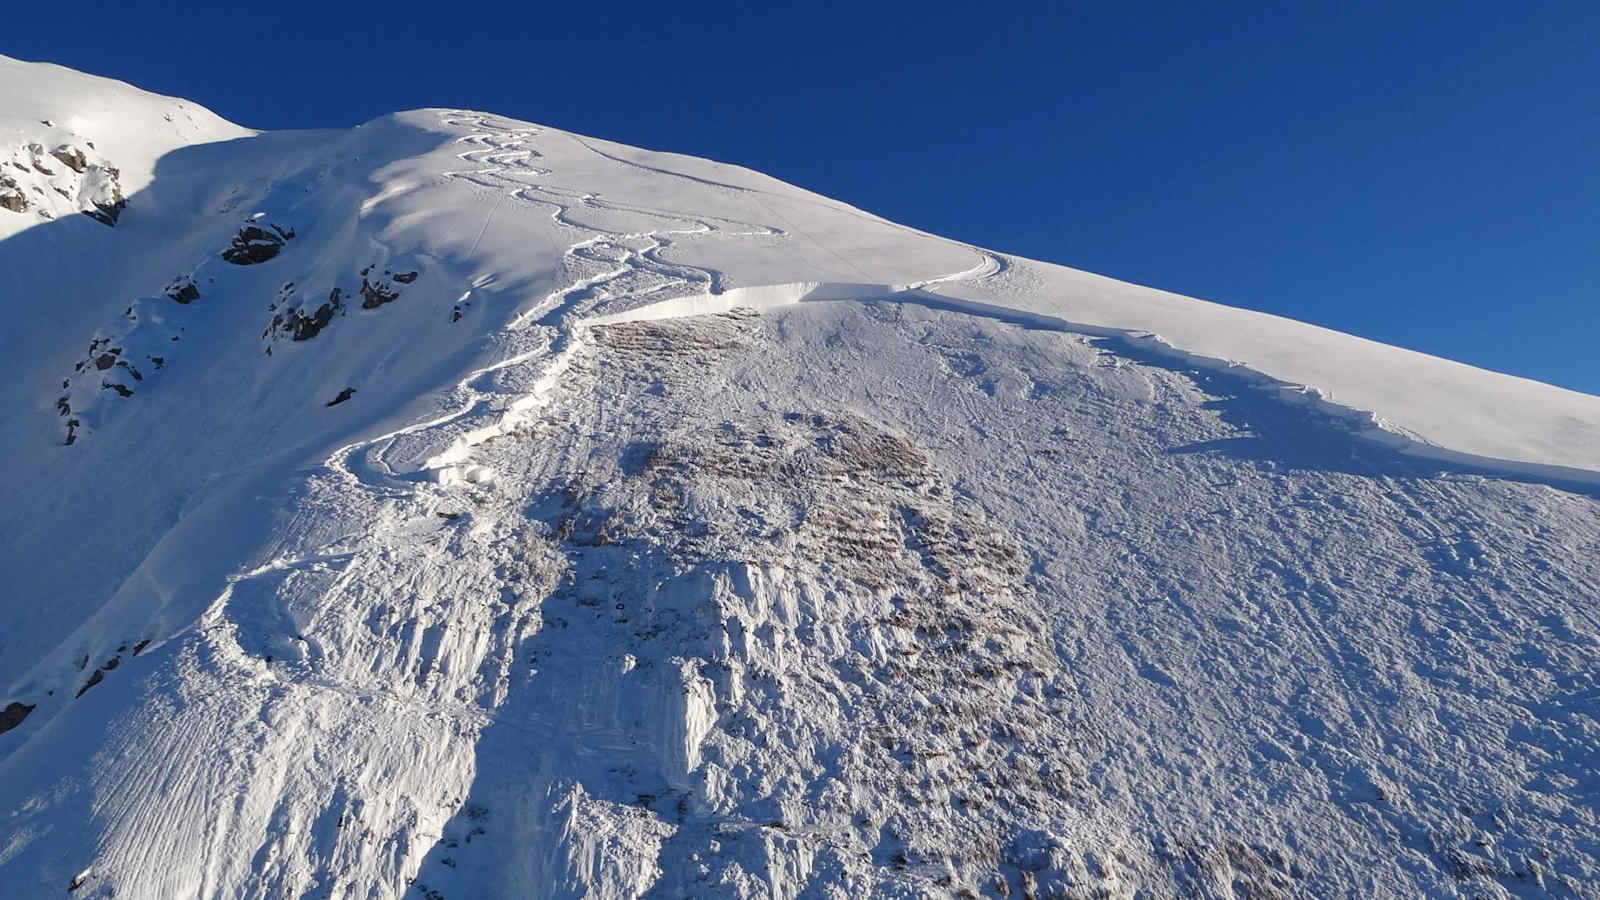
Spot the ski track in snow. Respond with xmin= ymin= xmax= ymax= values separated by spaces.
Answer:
xmin=218 ymin=111 xmax=1596 ymax=814
xmin=8 ymin=91 xmax=1599 ymax=899
xmin=221 ymin=110 xmax=1003 ymax=664
xmin=153 ymin=113 xmax=1027 ymax=896
xmin=319 ymin=111 xmax=998 ymax=512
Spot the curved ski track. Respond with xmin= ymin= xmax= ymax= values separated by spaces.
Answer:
xmin=221 ymin=110 xmax=1002 ymax=613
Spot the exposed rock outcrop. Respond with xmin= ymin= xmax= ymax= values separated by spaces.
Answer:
xmin=262 ymin=264 xmax=419 ymax=349
xmin=0 ymin=140 xmax=124 ymax=225
xmin=0 ymin=701 xmax=34 ymax=735
xmin=359 ymin=267 xmax=398 ymax=308
xmin=49 ymin=145 xmax=86 ymax=173
xmin=0 ymin=174 xmax=26 ymax=212
xmin=290 ymin=288 xmax=344 ymax=341
xmin=222 ymin=221 xmax=294 ymax=265
xmin=164 ymin=276 xmax=199 ymax=303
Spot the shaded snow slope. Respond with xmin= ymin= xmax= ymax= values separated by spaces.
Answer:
xmin=0 ymin=54 xmax=251 ymax=240
xmin=0 ymin=58 xmax=1597 ymax=899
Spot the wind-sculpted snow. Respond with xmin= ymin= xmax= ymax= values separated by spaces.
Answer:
xmin=1 ymin=57 xmax=1598 ymax=899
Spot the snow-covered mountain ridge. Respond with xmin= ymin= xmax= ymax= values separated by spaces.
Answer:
xmin=0 ymin=55 xmax=1596 ymax=899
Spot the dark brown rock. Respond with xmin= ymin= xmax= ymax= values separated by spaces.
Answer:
xmin=74 ymin=669 xmax=104 ymax=698
xmin=360 ymin=276 xmax=400 ymax=309
xmin=0 ymin=701 xmax=34 ymax=735
xmin=165 ymin=278 xmax=200 ymax=303
xmin=221 ymin=222 xmax=293 ymax=265
xmin=50 ymin=146 xmax=87 ymax=173
xmin=291 ymin=288 xmax=344 ymax=341
xmin=83 ymin=195 xmax=126 ymax=227
xmin=0 ymin=175 xmax=26 ymax=213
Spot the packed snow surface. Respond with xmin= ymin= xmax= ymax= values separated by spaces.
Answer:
xmin=0 ymin=55 xmax=1597 ymax=898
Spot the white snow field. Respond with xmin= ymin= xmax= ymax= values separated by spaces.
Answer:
xmin=1 ymin=54 xmax=1597 ymax=899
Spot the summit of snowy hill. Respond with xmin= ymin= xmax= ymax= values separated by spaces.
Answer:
xmin=0 ymin=55 xmax=251 ymax=239
xmin=1 ymin=57 xmax=1598 ymax=899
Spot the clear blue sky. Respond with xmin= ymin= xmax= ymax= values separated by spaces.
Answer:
xmin=10 ymin=1 xmax=1597 ymax=394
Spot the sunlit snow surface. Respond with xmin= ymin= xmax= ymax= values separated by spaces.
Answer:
xmin=0 ymin=57 xmax=1597 ymax=898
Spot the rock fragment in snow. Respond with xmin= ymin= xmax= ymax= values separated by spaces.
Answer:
xmin=0 ymin=701 xmax=34 ymax=735
xmin=74 ymin=669 xmax=104 ymax=698
xmin=0 ymin=174 xmax=26 ymax=212
xmin=221 ymin=221 xmax=294 ymax=265
xmin=360 ymin=273 xmax=400 ymax=308
xmin=50 ymin=144 xmax=86 ymax=173
xmin=165 ymin=276 xmax=199 ymax=303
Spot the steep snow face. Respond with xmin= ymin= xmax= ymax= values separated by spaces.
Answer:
xmin=0 ymin=59 xmax=1597 ymax=899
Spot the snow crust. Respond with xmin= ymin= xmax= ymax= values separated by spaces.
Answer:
xmin=0 ymin=56 xmax=1597 ymax=898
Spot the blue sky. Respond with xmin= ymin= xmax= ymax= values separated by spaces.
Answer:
xmin=10 ymin=1 xmax=1597 ymax=393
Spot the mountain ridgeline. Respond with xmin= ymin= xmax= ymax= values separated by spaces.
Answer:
xmin=0 ymin=55 xmax=1597 ymax=899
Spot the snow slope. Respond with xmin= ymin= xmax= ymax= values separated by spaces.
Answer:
xmin=0 ymin=55 xmax=1597 ymax=898
xmin=0 ymin=55 xmax=251 ymax=239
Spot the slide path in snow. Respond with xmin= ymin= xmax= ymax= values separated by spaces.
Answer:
xmin=218 ymin=111 xmax=995 ymax=604
xmin=329 ymin=111 xmax=1000 ymax=494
